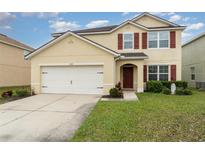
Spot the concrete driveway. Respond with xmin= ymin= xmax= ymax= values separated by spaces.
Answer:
xmin=0 ymin=94 xmax=100 ymax=142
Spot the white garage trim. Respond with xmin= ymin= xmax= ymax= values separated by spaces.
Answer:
xmin=39 ymin=63 xmax=104 ymax=66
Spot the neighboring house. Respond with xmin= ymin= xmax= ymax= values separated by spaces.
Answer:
xmin=0 ymin=33 xmax=34 ymax=87
xmin=26 ymin=12 xmax=185 ymax=95
xmin=182 ymin=32 xmax=205 ymax=89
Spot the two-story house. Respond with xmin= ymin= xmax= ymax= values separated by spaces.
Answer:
xmin=26 ymin=12 xmax=185 ymax=94
xmin=0 ymin=33 xmax=34 ymax=87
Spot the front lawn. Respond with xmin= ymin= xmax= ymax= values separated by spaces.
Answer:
xmin=0 ymin=86 xmax=31 ymax=105
xmin=71 ymin=90 xmax=205 ymax=141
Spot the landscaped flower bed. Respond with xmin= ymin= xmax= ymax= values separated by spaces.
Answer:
xmin=0 ymin=86 xmax=32 ymax=105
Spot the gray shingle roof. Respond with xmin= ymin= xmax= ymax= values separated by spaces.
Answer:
xmin=120 ymin=52 xmax=148 ymax=59
xmin=0 ymin=33 xmax=34 ymax=51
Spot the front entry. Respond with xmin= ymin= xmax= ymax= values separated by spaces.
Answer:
xmin=123 ymin=67 xmax=133 ymax=89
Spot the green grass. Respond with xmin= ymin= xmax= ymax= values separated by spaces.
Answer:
xmin=0 ymin=86 xmax=31 ymax=104
xmin=71 ymin=90 xmax=205 ymax=142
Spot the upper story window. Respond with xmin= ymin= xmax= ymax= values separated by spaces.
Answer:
xmin=123 ymin=33 xmax=133 ymax=49
xmin=148 ymin=31 xmax=169 ymax=49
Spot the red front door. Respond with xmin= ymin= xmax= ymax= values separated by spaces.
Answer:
xmin=123 ymin=67 xmax=133 ymax=89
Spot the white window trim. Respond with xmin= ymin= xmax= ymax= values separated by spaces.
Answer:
xmin=147 ymin=65 xmax=169 ymax=81
xmin=148 ymin=31 xmax=170 ymax=49
xmin=123 ymin=32 xmax=134 ymax=50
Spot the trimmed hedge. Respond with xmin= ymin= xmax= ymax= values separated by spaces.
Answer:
xmin=161 ymin=81 xmax=188 ymax=89
xmin=176 ymin=88 xmax=192 ymax=95
xmin=161 ymin=81 xmax=172 ymax=89
xmin=147 ymin=81 xmax=163 ymax=93
xmin=175 ymin=81 xmax=188 ymax=89
xmin=162 ymin=87 xmax=171 ymax=95
xmin=146 ymin=80 xmax=189 ymax=94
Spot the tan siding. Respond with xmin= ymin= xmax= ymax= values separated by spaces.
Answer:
xmin=0 ymin=43 xmax=30 ymax=87
xmin=133 ymin=15 xmax=170 ymax=27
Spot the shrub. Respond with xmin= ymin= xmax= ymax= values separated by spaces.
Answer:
xmin=162 ymin=87 xmax=171 ymax=95
xmin=1 ymin=91 xmax=13 ymax=98
xmin=15 ymin=89 xmax=29 ymax=97
xmin=115 ymin=82 xmax=122 ymax=91
xmin=109 ymin=88 xmax=122 ymax=98
xmin=175 ymin=81 xmax=188 ymax=89
xmin=147 ymin=81 xmax=163 ymax=93
xmin=161 ymin=81 xmax=172 ymax=89
xmin=176 ymin=88 xmax=192 ymax=95
xmin=183 ymin=89 xmax=193 ymax=95
xmin=175 ymin=88 xmax=184 ymax=95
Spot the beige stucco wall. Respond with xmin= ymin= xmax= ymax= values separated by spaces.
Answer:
xmin=30 ymin=35 xmax=115 ymax=94
xmin=133 ymin=15 xmax=170 ymax=27
xmin=84 ymin=24 xmax=182 ymax=81
xmin=0 ymin=43 xmax=31 ymax=87
xmin=182 ymin=36 xmax=205 ymax=87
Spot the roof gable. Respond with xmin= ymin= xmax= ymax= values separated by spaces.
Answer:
xmin=132 ymin=12 xmax=179 ymax=27
xmin=183 ymin=31 xmax=205 ymax=47
xmin=25 ymin=31 xmax=119 ymax=59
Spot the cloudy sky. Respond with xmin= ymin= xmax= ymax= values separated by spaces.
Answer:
xmin=0 ymin=12 xmax=204 ymax=48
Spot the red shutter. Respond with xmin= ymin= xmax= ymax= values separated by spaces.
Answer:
xmin=118 ymin=33 xmax=123 ymax=50
xmin=144 ymin=65 xmax=147 ymax=82
xmin=170 ymin=31 xmax=176 ymax=48
xmin=171 ymin=65 xmax=176 ymax=81
xmin=134 ymin=33 xmax=139 ymax=49
xmin=142 ymin=32 xmax=147 ymax=49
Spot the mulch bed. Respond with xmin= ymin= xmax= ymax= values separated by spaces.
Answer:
xmin=0 ymin=96 xmax=30 ymax=105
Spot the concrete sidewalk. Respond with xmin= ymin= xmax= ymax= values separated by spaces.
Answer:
xmin=123 ymin=91 xmax=138 ymax=101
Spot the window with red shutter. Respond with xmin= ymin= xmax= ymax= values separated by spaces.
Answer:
xmin=118 ymin=33 xmax=123 ymax=50
xmin=142 ymin=32 xmax=147 ymax=49
xmin=134 ymin=33 xmax=139 ymax=49
xmin=170 ymin=31 xmax=176 ymax=48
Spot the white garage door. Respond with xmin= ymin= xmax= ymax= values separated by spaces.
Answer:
xmin=41 ymin=66 xmax=103 ymax=94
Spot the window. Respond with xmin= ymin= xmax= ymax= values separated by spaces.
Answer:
xmin=159 ymin=31 xmax=169 ymax=48
xmin=148 ymin=32 xmax=158 ymax=48
xmin=190 ymin=67 xmax=195 ymax=80
xmin=159 ymin=65 xmax=168 ymax=81
xmin=148 ymin=31 xmax=169 ymax=48
xmin=148 ymin=65 xmax=169 ymax=81
xmin=123 ymin=33 xmax=133 ymax=49
xmin=148 ymin=65 xmax=158 ymax=80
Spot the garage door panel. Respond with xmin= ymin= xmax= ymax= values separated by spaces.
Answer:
xmin=41 ymin=66 xmax=103 ymax=94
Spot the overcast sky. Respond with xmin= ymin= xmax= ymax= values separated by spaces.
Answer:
xmin=0 ymin=12 xmax=204 ymax=48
